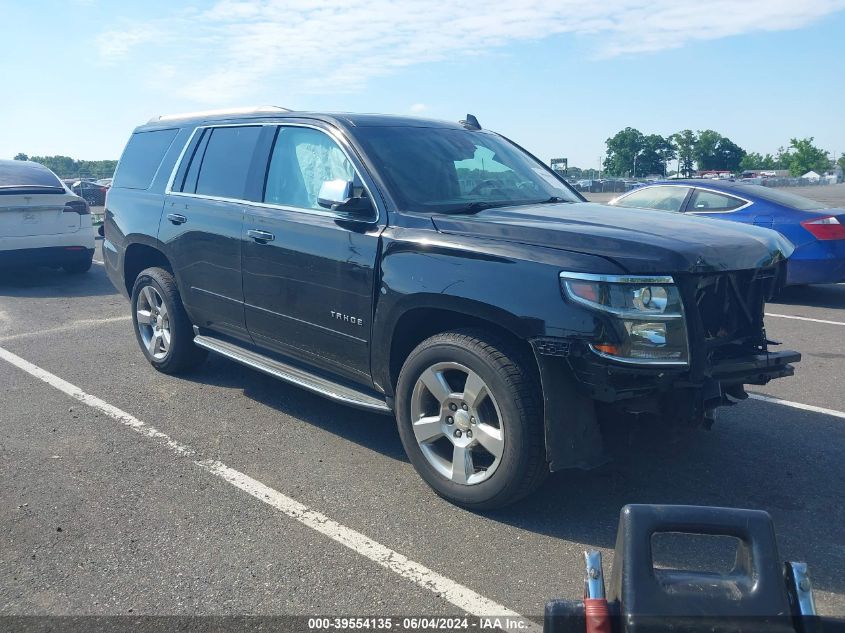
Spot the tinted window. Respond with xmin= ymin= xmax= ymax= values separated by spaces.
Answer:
xmin=193 ymin=126 xmax=261 ymax=200
xmin=0 ymin=161 xmax=63 ymax=191
xmin=615 ymin=186 xmax=690 ymax=212
xmin=264 ymin=127 xmax=356 ymax=210
xmin=177 ymin=129 xmax=211 ymax=194
xmin=737 ymin=184 xmax=826 ymax=210
xmin=688 ymin=189 xmax=744 ymax=212
xmin=113 ymin=128 xmax=179 ymax=190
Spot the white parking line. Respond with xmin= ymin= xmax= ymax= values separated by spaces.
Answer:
xmin=0 ymin=316 xmax=131 ymax=343
xmin=748 ymin=393 xmax=845 ymax=420
xmin=93 ymin=259 xmax=104 ymax=265
xmin=765 ymin=312 xmax=845 ymax=326
xmin=0 ymin=345 xmax=538 ymax=631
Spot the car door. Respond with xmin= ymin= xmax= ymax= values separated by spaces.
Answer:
xmin=159 ymin=124 xmax=263 ymax=340
xmin=241 ymin=123 xmax=383 ymax=385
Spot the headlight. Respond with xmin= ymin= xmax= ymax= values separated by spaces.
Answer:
xmin=560 ymin=272 xmax=689 ymax=365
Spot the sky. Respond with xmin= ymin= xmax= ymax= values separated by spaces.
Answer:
xmin=2 ymin=0 xmax=845 ymax=169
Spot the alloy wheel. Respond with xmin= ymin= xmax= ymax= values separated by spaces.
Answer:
xmin=409 ymin=362 xmax=505 ymax=485
xmin=136 ymin=285 xmax=171 ymax=361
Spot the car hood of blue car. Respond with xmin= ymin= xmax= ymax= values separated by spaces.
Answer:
xmin=432 ymin=202 xmax=795 ymax=275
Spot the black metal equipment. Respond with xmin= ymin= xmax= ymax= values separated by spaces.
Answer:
xmin=544 ymin=504 xmax=843 ymax=633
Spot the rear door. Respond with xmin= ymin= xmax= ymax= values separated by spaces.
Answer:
xmin=240 ymin=123 xmax=383 ymax=384
xmin=160 ymin=124 xmax=263 ymax=340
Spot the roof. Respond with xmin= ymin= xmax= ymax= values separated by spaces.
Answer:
xmin=137 ymin=107 xmax=471 ymax=132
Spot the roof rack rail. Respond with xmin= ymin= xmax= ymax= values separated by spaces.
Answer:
xmin=147 ymin=105 xmax=291 ymax=124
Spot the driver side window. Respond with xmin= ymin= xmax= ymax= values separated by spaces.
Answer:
xmin=264 ymin=126 xmax=356 ymax=211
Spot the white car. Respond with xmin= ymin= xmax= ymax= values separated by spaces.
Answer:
xmin=0 ymin=159 xmax=95 ymax=273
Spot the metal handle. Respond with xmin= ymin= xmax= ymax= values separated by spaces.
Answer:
xmin=247 ymin=229 xmax=275 ymax=242
xmin=167 ymin=213 xmax=187 ymax=225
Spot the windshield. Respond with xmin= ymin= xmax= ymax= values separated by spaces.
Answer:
xmin=737 ymin=184 xmax=827 ymax=210
xmin=353 ymin=126 xmax=581 ymax=213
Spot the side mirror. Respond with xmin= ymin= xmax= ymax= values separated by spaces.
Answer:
xmin=317 ymin=179 xmax=375 ymax=219
xmin=317 ymin=179 xmax=354 ymax=209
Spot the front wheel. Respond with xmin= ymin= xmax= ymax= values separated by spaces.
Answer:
xmin=130 ymin=267 xmax=207 ymax=374
xmin=395 ymin=329 xmax=547 ymax=510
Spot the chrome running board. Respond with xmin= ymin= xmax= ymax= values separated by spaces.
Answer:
xmin=193 ymin=334 xmax=391 ymax=413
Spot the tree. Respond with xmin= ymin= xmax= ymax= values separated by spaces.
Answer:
xmin=693 ymin=130 xmax=745 ymax=173
xmin=19 ymin=155 xmax=118 ymax=179
xmin=638 ymin=134 xmax=675 ymax=177
xmin=13 ymin=153 xmax=28 ymax=161
xmin=838 ymin=153 xmax=845 ymax=177
xmin=786 ymin=137 xmax=829 ymax=176
xmin=670 ymin=129 xmax=697 ymax=177
xmin=604 ymin=127 xmax=644 ymax=177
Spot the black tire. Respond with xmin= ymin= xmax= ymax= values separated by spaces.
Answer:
xmin=130 ymin=266 xmax=207 ymax=374
xmin=395 ymin=328 xmax=547 ymax=510
xmin=63 ymin=255 xmax=93 ymax=274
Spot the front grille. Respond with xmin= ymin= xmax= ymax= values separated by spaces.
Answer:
xmin=682 ymin=265 xmax=782 ymax=367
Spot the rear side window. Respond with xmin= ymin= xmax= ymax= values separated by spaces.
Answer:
xmin=688 ymin=189 xmax=745 ymax=212
xmin=113 ymin=128 xmax=179 ymax=190
xmin=191 ymin=126 xmax=262 ymax=200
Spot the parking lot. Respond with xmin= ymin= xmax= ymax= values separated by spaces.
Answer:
xmin=1 ymin=191 xmax=843 ymax=624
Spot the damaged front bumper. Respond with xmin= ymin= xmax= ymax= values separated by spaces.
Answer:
xmin=530 ymin=338 xmax=801 ymax=473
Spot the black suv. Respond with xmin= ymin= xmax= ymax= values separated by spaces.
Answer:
xmin=104 ymin=107 xmax=800 ymax=509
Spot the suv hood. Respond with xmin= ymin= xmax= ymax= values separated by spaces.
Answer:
xmin=431 ymin=202 xmax=794 ymax=274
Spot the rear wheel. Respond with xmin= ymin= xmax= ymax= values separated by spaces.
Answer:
xmin=395 ymin=329 xmax=547 ymax=509
xmin=130 ymin=267 xmax=207 ymax=374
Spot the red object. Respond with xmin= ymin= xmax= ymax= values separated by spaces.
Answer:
xmin=584 ymin=598 xmax=611 ymax=633
xmin=801 ymin=215 xmax=845 ymax=240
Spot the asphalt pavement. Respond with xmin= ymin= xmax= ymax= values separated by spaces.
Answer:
xmin=1 ymin=223 xmax=843 ymax=625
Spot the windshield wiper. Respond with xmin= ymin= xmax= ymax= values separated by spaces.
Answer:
xmin=538 ymin=196 xmax=570 ymax=204
xmin=444 ymin=201 xmax=502 ymax=214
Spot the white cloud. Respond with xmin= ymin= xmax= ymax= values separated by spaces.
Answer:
xmin=96 ymin=26 xmax=159 ymax=63
xmin=410 ymin=103 xmax=427 ymax=113
xmin=96 ymin=0 xmax=845 ymax=101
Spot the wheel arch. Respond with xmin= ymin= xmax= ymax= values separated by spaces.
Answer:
xmin=381 ymin=299 xmax=539 ymax=398
xmin=123 ymin=241 xmax=174 ymax=296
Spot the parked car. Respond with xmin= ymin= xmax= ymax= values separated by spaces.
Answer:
xmin=609 ymin=180 xmax=845 ymax=285
xmin=71 ymin=179 xmax=110 ymax=206
xmin=0 ymin=160 xmax=94 ymax=273
xmin=103 ymin=108 xmax=799 ymax=509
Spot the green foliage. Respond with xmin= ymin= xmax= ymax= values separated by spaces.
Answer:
xmin=604 ymin=127 xmax=644 ymax=177
xmin=639 ymin=134 xmax=676 ymax=177
xmin=786 ymin=137 xmax=829 ymax=177
xmin=11 ymin=154 xmax=117 ymax=180
xmin=670 ymin=129 xmax=696 ymax=177
xmin=838 ymin=153 xmax=845 ymax=174
xmin=604 ymin=128 xmax=675 ymax=177
xmin=693 ymin=130 xmax=745 ymax=172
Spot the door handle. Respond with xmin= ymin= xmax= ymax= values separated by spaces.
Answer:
xmin=167 ymin=213 xmax=187 ymax=225
xmin=247 ymin=229 xmax=275 ymax=242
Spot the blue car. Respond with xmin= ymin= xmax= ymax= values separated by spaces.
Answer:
xmin=609 ymin=180 xmax=845 ymax=285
